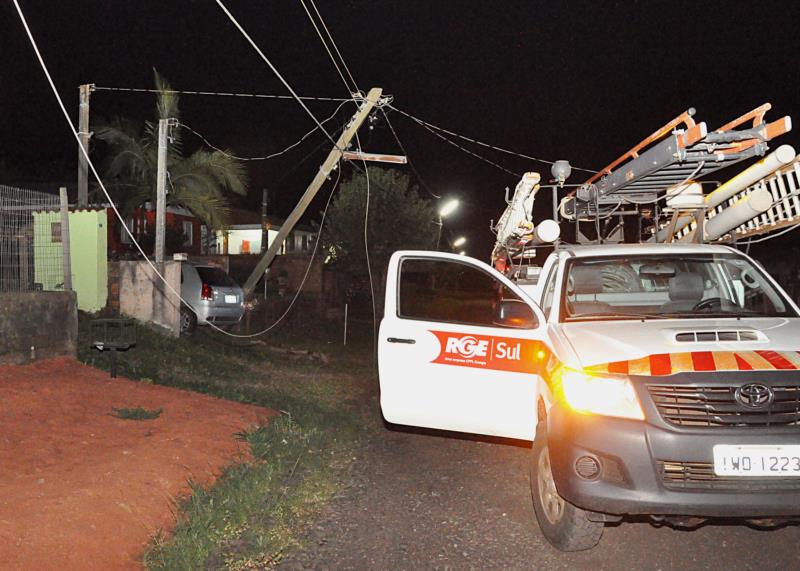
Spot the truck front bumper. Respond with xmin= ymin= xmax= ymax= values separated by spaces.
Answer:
xmin=548 ymin=404 xmax=800 ymax=518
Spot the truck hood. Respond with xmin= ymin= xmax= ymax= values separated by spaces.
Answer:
xmin=557 ymin=317 xmax=800 ymax=370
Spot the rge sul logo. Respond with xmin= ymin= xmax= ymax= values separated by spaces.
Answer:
xmin=445 ymin=335 xmax=489 ymax=358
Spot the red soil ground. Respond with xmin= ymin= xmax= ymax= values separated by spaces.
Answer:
xmin=0 ymin=357 xmax=274 ymax=570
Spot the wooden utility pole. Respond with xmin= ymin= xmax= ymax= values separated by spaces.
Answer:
xmin=59 ymin=187 xmax=72 ymax=291
xmin=77 ymin=84 xmax=93 ymax=207
xmin=242 ymin=87 xmax=384 ymax=296
xmin=154 ymin=118 xmax=171 ymax=263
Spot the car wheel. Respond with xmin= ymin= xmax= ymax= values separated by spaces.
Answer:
xmin=180 ymin=306 xmax=197 ymax=336
xmin=530 ymin=437 xmax=603 ymax=551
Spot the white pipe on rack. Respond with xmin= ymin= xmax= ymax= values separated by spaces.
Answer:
xmin=653 ymin=144 xmax=796 ymax=241
xmin=680 ymin=188 xmax=772 ymax=242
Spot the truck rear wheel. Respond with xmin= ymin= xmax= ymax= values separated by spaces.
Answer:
xmin=531 ymin=437 xmax=603 ymax=551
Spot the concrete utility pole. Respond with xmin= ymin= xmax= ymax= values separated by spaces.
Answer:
xmin=261 ymin=188 xmax=270 ymax=253
xmin=59 ymin=187 xmax=72 ymax=291
xmin=154 ymin=118 xmax=173 ymax=264
xmin=77 ymin=84 xmax=93 ymax=207
xmin=242 ymin=87 xmax=384 ymax=296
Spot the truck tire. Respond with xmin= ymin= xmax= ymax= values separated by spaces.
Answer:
xmin=530 ymin=437 xmax=603 ymax=551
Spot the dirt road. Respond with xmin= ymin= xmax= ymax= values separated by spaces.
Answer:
xmin=279 ymin=416 xmax=800 ymax=571
xmin=0 ymin=358 xmax=272 ymax=570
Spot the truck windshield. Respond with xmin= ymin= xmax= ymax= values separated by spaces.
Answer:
xmin=561 ymin=253 xmax=797 ymax=322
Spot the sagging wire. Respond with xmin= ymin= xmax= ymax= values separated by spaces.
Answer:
xmin=93 ymin=85 xmax=350 ymax=102
xmin=299 ymin=0 xmax=359 ymax=96
xmin=215 ymin=0 xmax=345 ymax=154
xmin=355 ymin=131 xmax=378 ymax=349
xmin=387 ymin=104 xmax=598 ymax=174
xmin=177 ymin=99 xmax=354 ymax=161
xmin=11 ymin=0 xmax=235 ymax=335
xmin=308 ymin=0 xmax=360 ymax=94
xmin=378 ymin=107 xmax=440 ymax=199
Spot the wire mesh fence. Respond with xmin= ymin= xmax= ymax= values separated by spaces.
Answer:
xmin=0 ymin=185 xmax=65 ymax=292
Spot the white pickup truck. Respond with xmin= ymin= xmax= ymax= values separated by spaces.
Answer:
xmin=378 ymin=242 xmax=800 ymax=551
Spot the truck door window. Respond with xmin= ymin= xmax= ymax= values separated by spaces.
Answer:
xmin=398 ymin=258 xmax=524 ymax=327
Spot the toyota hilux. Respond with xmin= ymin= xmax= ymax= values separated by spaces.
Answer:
xmin=378 ymin=242 xmax=800 ymax=550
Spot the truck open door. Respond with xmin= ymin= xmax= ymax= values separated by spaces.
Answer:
xmin=378 ymin=251 xmax=549 ymax=440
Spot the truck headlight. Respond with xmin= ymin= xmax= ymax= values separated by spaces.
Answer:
xmin=555 ymin=367 xmax=645 ymax=421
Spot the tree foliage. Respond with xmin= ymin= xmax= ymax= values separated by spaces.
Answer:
xmin=92 ymin=71 xmax=248 ymax=230
xmin=320 ymin=167 xmax=437 ymax=302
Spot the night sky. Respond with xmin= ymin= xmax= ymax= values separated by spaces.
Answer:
xmin=2 ymin=0 xmax=799 ymax=259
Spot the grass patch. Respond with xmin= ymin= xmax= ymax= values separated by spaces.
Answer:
xmin=77 ymin=313 xmax=375 ymax=569
xmin=111 ymin=406 xmax=163 ymax=420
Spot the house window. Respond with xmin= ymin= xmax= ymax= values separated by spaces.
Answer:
xmin=51 ymin=222 xmax=62 ymax=243
xmin=183 ymin=221 xmax=193 ymax=246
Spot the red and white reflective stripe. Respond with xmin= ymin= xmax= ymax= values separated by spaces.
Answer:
xmin=588 ymin=350 xmax=800 ymax=377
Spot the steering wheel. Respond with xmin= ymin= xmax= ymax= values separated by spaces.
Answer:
xmin=692 ymin=297 xmax=727 ymax=311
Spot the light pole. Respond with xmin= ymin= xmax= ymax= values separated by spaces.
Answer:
xmin=436 ymin=198 xmax=459 ymax=249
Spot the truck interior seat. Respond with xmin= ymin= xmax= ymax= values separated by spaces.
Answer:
xmin=660 ymin=273 xmax=705 ymax=313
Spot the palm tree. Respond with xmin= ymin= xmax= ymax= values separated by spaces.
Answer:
xmin=92 ymin=71 xmax=248 ymax=230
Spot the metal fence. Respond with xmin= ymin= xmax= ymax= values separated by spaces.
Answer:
xmin=0 ymin=185 xmax=65 ymax=292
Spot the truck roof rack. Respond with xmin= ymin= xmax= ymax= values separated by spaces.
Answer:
xmin=562 ymin=104 xmax=792 ymax=220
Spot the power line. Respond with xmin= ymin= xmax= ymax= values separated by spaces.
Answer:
xmin=215 ymin=0 xmax=344 ymax=153
xmin=177 ymin=99 xmax=353 ymax=161
xmin=299 ymin=0 xmax=357 ymax=95
xmin=93 ymin=85 xmax=350 ymax=102
xmin=398 ymin=107 xmax=522 ymax=178
xmin=388 ymin=104 xmax=598 ymax=174
xmin=379 ymin=107 xmax=440 ymax=199
xmin=308 ymin=0 xmax=360 ymax=93
xmin=738 ymin=222 xmax=800 ymax=245
xmin=209 ymin=167 xmax=343 ymax=338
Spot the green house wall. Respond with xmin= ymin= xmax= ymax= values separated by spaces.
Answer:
xmin=33 ymin=209 xmax=108 ymax=312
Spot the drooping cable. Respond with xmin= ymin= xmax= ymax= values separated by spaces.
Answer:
xmin=93 ymin=85 xmax=349 ymax=102
xmin=177 ymin=99 xmax=353 ymax=161
xmin=298 ymin=0 xmax=357 ymax=95
xmin=214 ymin=0 xmax=343 ymax=152
xmin=355 ymin=131 xmax=378 ymax=353
xmin=379 ymin=107 xmax=440 ymax=199
xmin=388 ymin=104 xmax=598 ymax=174
xmin=13 ymin=0 xmax=339 ymax=339
xmin=308 ymin=0 xmax=360 ymax=93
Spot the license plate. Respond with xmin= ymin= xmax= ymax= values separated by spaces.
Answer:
xmin=713 ymin=445 xmax=800 ymax=476
xmin=225 ymin=294 xmax=237 ymax=304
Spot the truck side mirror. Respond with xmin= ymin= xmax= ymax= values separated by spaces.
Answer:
xmin=493 ymin=299 xmax=538 ymax=329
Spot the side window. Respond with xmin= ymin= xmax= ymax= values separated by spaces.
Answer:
xmin=541 ymin=263 xmax=560 ymax=317
xmin=399 ymin=258 xmax=523 ymax=327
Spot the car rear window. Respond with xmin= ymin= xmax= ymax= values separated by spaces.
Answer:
xmin=196 ymin=266 xmax=237 ymax=287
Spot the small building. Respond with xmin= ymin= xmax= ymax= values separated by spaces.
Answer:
xmin=216 ymin=208 xmax=317 ymax=256
xmin=105 ymin=203 xmax=203 ymax=257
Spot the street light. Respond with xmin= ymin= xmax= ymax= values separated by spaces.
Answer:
xmin=436 ymin=198 xmax=460 ymax=249
xmin=439 ymin=199 xmax=459 ymax=218
xmin=453 ymin=236 xmax=466 ymax=248
xmin=459 ymin=250 xmax=467 ymax=256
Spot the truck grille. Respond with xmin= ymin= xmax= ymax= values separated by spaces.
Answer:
xmin=647 ymin=384 xmax=800 ymax=427
xmin=659 ymin=461 xmax=800 ymax=491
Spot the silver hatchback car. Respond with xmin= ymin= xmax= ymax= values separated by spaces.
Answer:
xmin=180 ymin=264 xmax=245 ymax=335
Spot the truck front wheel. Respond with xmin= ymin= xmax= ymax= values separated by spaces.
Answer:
xmin=531 ymin=438 xmax=603 ymax=551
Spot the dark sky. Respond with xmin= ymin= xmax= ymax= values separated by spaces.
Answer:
xmin=2 ymin=0 xmax=799 ymax=259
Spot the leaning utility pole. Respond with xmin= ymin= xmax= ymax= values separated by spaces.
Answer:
xmin=154 ymin=118 xmax=172 ymax=264
xmin=242 ymin=87 xmax=384 ymax=296
xmin=77 ymin=84 xmax=93 ymax=207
